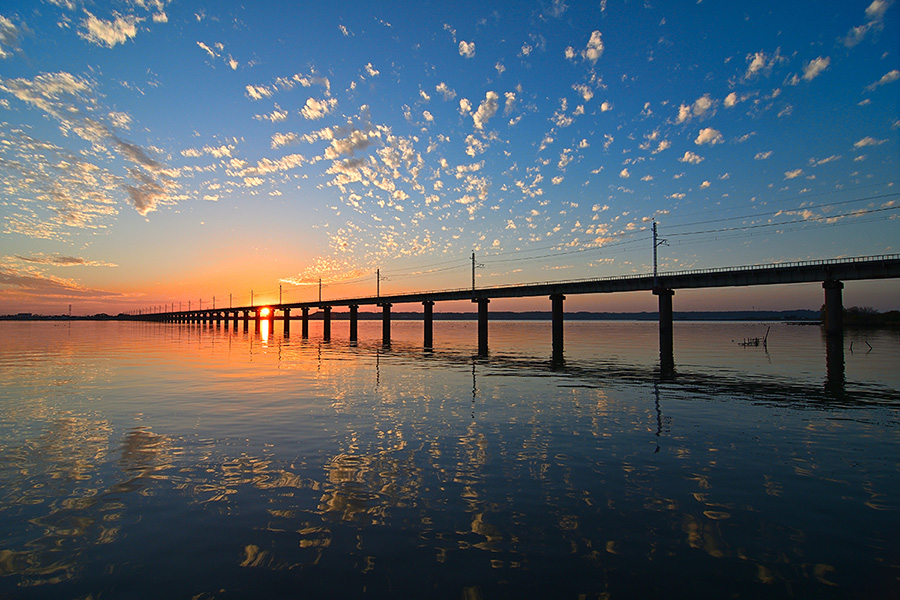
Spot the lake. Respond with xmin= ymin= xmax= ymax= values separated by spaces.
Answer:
xmin=1 ymin=320 xmax=898 ymax=599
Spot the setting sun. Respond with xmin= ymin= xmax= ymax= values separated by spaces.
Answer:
xmin=260 ymin=307 xmax=271 ymax=318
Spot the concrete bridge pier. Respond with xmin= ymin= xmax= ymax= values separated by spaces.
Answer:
xmin=254 ymin=309 xmax=261 ymax=333
xmin=268 ymin=310 xmax=275 ymax=334
xmin=823 ymin=280 xmax=844 ymax=338
xmin=349 ymin=305 xmax=358 ymax=342
xmin=233 ymin=311 xmax=239 ymax=328
xmin=242 ymin=310 xmax=249 ymax=332
xmin=215 ymin=312 xmax=221 ymax=327
xmin=301 ymin=307 xmax=309 ymax=338
xmin=423 ymin=300 xmax=434 ymax=349
xmin=551 ymin=294 xmax=565 ymax=365
xmin=283 ymin=308 xmax=291 ymax=336
xmin=654 ymin=288 xmax=675 ymax=371
xmin=323 ymin=306 xmax=332 ymax=341
xmin=380 ymin=303 xmax=392 ymax=346
xmin=475 ymin=297 xmax=489 ymax=356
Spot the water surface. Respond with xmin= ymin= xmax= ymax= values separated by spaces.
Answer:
xmin=1 ymin=321 xmax=898 ymax=598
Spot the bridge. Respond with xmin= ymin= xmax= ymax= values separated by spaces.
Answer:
xmin=142 ymin=254 xmax=900 ymax=366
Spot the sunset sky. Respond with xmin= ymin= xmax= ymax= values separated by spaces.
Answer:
xmin=1 ymin=0 xmax=898 ymax=315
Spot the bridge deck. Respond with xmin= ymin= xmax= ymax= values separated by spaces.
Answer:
xmin=159 ymin=254 xmax=900 ymax=315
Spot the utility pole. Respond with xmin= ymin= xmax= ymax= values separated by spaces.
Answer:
xmin=472 ymin=252 xmax=476 ymax=293
xmin=199 ymin=298 xmax=202 ymax=310
xmin=251 ymin=290 xmax=254 ymax=307
xmin=376 ymin=269 xmax=380 ymax=298
xmin=318 ymin=278 xmax=322 ymax=303
xmin=213 ymin=296 xmax=216 ymax=310
xmin=229 ymin=294 xmax=232 ymax=309
xmin=279 ymin=284 xmax=282 ymax=305
xmin=652 ymin=220 xmax=668 ymax=288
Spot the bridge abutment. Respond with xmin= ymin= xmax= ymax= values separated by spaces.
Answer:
xmin=323 ymin=306 xmax=332 ymax=341
xmin=475 ymin=298 xmax=489 ymax=356
xmin=551 ymin=294 xmax=565 ymax=365
xmin=380 ymin=303 xmax=392 ymax=346
xmin=349 ymin=305 xmax=359 ymax=342
xmin=654 ymin=288 xmax=675 ymax=371
xmin=823 ymin=280 xmax=844 ymax=338
xmin=423 ymin=301 xmax=434 ymax=349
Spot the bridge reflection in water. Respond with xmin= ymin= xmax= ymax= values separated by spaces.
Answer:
xmin=144 ymin=255 xmax=899 ymax=383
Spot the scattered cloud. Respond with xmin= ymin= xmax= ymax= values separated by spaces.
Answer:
xmin=301 ymin=97 xmax=338 ymax=120
xmin=854 ymin=136 xmax=887 ymax=147
xmin=866 ymin=69 xmax=900 ymax=90
xmin=676 ymin=94 xmax=715 ymax=123
xmin=582 ymin=31 xmax=604 ymax=63
xmin=472 ymin=91 xmax=499 ymax=130
xmin=755 ymin=150 xmax=773 ymax=160
xmin=694 ymin=127 xmax=723 ymax=145
xmin=436 ymin=82 xmax=456 ymax=100
xmin=742 ymin=49 xmax=785 ymax=80
xmin=801 ymin=56 xmax=830 ymax=81
xmin=679 ymin=151 xmax=704 ymax=164
xmin=14 ymin=254 xmax=118 ymax=267
xmin=78 ymin=12 xmax=140 ymax=48
xmin=844 ymin=0 xmax=892 ymax=47
xmin=0 ymin=16 xmax=22 ymax=59
xmin=784 ymin=168 xmax=803 ymax=179
xmin=459 ymin=40 xmax=475 ymax=58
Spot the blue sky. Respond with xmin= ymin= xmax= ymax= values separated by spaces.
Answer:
xmin=0 ymin=0 xmax=898 ymax=314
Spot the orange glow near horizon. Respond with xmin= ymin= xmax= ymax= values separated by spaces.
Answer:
xmin=260 ymin=307 xmax=271 ymax=318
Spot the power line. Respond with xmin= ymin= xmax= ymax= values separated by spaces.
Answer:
xmin=665 ymin=191 xmax=900 ymax=231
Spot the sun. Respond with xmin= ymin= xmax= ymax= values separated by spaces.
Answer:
xmin=260 ymin=307 xmax=271 ymax=317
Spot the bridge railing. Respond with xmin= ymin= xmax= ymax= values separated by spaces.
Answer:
xmin=311 ymin=254 xmax=900 ymax=306
xmin=160 ymin=254 xmax=900 ymax=312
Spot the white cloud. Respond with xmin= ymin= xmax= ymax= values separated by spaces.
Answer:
xmin=78 ymin=12 xmax=140 ymax=48
xmin=866 ymin=69 xmax=900 ymax=90
xmin=619 ymin=168 xmax=630 ymax=178
xmin=844 ymin=0 xmax=892 ymax=47
xmin=784 ymin=169 xmax=803 ymax=179
xmin=436 ymin=82 xmax=456 ymax=100
xmin=300 ymin=97 xmax=337 ymax=120
xmin=601 ymin=101 xmax=613 ymax=112
xmin=676 ymin=94 xmax=715 ymax=123
xmin=565 ymin=46 xmax=576 ymax=60
xmin=854 ymin=136 xmax=887 ymax=147
xmin=700 ymin=180 xmax=711 ymax=189
xmin=245 ymin=85 xmax=273 ymax=100
xmin=582 ymin=31 xmax=604 ymax=63
xmin=755 ymin=150 xmax=773 ymax=160
xmin=679 ymin=151 xmax=704 ymax=164
xmin=472 ymin=91 xmax=499 ymax=130
xmin=504 ymin=91 xmax=516 ymax=114
xmin=0 ymin=16 xmax=22 ymax=59
xmin=459 ymin=98 xmax=472 ymax=114
xmin=365 ymin=63 xmax=380 ymax=77
xmin=695 ymin=127 xmax=723 ymax=145
xmin=724 ymin=92 xmax=738 ymax=108
xmin=652 ymin=140 xmax=671 ymax=154
xmin=802 ymin=56 xmax=830 ymax=81
xmin=459 ymin=40 xmax=476 ymax=58
xmin=743 ymin=49 xmax=785 ymax=80
xmin=271 ymin=132 xmax=299 ymax=149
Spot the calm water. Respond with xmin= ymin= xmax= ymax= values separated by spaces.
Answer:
xmin=1 ymin=320 xmax=898 ymax=599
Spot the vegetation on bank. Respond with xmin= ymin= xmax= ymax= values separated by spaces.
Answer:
xmin=820 ymin=306 xmax=900 ymax=327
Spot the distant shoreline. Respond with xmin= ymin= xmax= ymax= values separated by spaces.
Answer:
xmin=5 ymin=308 xmax=898 ymax=327
xmin=1 ymin=309 xmax=822 ymax=322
